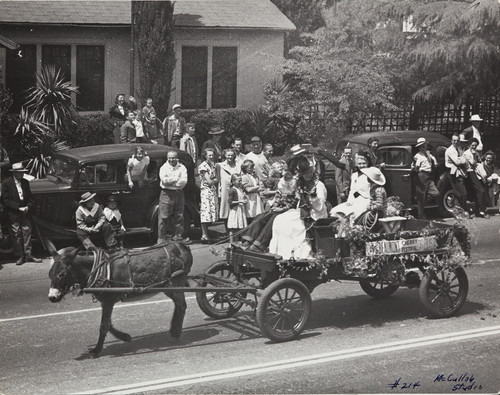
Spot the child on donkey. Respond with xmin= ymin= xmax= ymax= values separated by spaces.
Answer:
xmin=226 ymin=174 xmax=248 ymax=242
xmin=103 ymin=195 xmax=126 ymax=247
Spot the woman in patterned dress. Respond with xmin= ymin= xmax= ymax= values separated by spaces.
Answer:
xmin=198 ymin=148 xmax=219 ymax=242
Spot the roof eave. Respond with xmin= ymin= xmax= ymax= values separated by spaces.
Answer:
xmin=0 ymin=21 xmax=296 ymax=31
xmin=0 ymin=34 xmax=19 ymax=49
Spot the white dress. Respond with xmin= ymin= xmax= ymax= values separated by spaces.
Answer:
xmin=330 ymin=172 xmax=371 ymax=220
xmin=242 ymin=173 xmax=264 ymax=218
xmin=218 ymin=161 xmax=241 ymax=219
xmin=269 ymin=181 xmax=328 ymax=259
xmin=226 ymin=187 xmax=247 ymax=229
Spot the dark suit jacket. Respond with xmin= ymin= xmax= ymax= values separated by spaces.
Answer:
xmin=1 ymin=176 xmax=33 ymax=215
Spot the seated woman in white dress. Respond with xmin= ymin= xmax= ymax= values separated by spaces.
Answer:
xmin=269 ymin=157 xmax=328 ymax=260
xmin=330 ymin=152 xmax=372 ymax=221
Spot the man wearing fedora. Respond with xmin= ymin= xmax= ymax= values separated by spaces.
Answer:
xmin=463 ymin=114 xmax=484 ymax=155
xmin=163 ymin=104 xmax=185 ymax=148
xmin=445 ymin=133 xmax=469 ymax=210
xmin=412 ymin=137 xmax=439 ymax=219
xmin=75 ymin=192 xmax=118 ymax=250
xmin=1 ymin=163 xmax=42 ymax=265
xmin=201 ymin=126 xmax=224 ymax=162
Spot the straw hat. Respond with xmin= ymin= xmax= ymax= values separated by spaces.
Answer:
xmin=415 ymin=137 xmax=427 ymax=148
xmin=290 ymin=144 xmax=307 ymax=156
xmin=458 ymin=133 xmax=469 ymax=143
xmin=9 ymin=162 xmax=28 ymax=172
xmin=172 ymin=104 xmax=181 ymax=110
xmin=360 ymin=167 xmax=386 ymax=186
xmin=209 ymin=126 xmax=225 ymax=135
xmin=79 ymin=192 xmax=96 ymax=204
xmin=469 ymin=114 xmax=483 ymax=122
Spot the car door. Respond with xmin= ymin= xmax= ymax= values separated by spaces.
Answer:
xmin=377 ymin=146 xmax=413 ymax=207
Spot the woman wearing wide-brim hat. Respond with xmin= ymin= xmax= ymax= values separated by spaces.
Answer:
xmin=360 ymin=166 xmax=388 ymax=217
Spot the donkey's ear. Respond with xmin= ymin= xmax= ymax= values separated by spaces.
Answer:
xmin=45 ymin=239 xmax=60 ymax=258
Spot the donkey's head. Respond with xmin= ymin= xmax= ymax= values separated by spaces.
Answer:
xmin=47 ymin=240 xmax=81 ymax=303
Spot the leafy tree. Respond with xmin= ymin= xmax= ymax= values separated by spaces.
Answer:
xmin=263 ymin=0 xmax=399 ymax=142
xmin=380 ymin=0 xmax=500 ymax=103
xmin=132 ymin=1 xmax=175 ymax=119
xmin=270 ymin=0 xmax=326 ymax=52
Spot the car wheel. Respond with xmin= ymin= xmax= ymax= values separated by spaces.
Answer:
xmin=439 ymin=189 xmax=458 ymax=217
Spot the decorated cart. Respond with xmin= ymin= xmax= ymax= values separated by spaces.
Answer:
xmin=194 ymin=216 xmax=471 ymax=342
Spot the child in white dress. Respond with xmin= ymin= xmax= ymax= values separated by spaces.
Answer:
xmin=227 ymin=174 xmax=248 ymax=242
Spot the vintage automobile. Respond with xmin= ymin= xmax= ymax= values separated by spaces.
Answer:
xmin=30 ymin=144 xmax=200 ymax=242
xmin=322 ymin=130 xmax=454 ymax=216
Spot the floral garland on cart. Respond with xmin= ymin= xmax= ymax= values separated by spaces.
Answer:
xmin=277 ymin=206 xmax=473 ymax=283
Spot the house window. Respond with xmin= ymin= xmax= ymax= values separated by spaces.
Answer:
xmin=42 ymin=45 xmax=71 ymax=82
xmin=212 ymin=47 xmax=237 ymax=108
xmin=6 ymin=44 xmax=36 ymax=112
xmin=181 ymin=46 xmax=208 ymax=109
xmin=76 ymin=45 xmax=104 ymax=111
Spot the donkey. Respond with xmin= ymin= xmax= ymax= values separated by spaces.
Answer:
xmin=47 ymin=239 xmax=193 ymax=358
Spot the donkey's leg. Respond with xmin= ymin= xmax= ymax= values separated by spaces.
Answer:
xmin=89 ymin=300 xmax=114 ymax=358
xmin=164 ymin=290 xmax=187 ymax=338
xmin=109 ymin=323 xmax=132 ymax=343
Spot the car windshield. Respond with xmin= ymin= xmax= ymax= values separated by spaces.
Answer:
xmin=46 ymin=157 xmax=77 ymax=183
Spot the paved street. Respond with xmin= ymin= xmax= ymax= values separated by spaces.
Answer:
xmin=0 ymin=217 xmax=499 ymax=394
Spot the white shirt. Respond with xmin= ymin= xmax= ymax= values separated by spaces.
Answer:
xmin=14 ymin=178 xmax=24 ymax=201
xmin=133 ymin=119 xmax=144 ymax=138
xmin=159 ymin=161 xmax=187 ymax=190
xmin=127 ymin=156 xmax=150 ymax=181
xmin=413 ymin=151 xmax=437 ymax=173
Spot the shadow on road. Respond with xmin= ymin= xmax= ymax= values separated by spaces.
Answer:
xmin=307 ymin=289 xmax=488 ymax=331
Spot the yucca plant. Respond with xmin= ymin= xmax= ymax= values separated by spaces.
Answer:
xmin=24 ymin=138 xmax=69 ymax=179
xmin=25 ymin=65 xmax=78 ymax=134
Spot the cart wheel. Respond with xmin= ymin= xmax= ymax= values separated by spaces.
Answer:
xmin=256 ymin=278 xmax=312 ymax=342
xmin=196 ymin=261 xmax=245 ymax=319
xmin=359 ymin=279 xmax=399 ymax=298
xmin=419 ymin=267 xmax=468 ymax=318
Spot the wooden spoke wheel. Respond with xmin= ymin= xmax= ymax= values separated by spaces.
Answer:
xmin=359 ymin=279 xmax=399 ymax=298
xmin=196 ymin=262 xmax=246 ymax=319
xmin=256 ymin=278 xmax=312 ymax=342
xmin=419 ymin=267 xmax=468 ymax=318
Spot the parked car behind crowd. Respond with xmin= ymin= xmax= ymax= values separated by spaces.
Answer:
xmin=29 ymin=144 xmax=200 ymax=243
xmin=322 ymin=130 xmax=454 ymax=216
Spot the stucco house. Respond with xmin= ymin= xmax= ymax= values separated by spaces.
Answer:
xmin=0 ymin=0 xmax=295 ymax=113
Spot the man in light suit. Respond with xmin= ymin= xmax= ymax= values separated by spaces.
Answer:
xmin=1 ymin=163 xmax=42 ymax=265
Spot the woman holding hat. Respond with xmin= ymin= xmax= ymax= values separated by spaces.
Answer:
xmin=75 ymin=192 xmax=118 ymax=250
xmin=201 ymin=126 xmax=224 ymax=162
xmin=412 ymin=137 xmax=439 ymax=219
xmin=1 ymin=162 xmax=41 ymax=265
